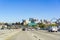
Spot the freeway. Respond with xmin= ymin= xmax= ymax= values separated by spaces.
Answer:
xmin=9 ymin=31 xmax=37 ymax=40
xmin=30 ymin=30 xmax=60 ymax=40
xmin=9 ymin=30 xmax=60 ymax=40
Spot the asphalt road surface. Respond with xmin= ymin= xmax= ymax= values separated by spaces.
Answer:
xmin=9 ymin=31 xmax=37 ymax=40
xmin=9 ymin=30 xmax=60 ymax=40
xmin=31 ymin=30 xmax=60 ymax=40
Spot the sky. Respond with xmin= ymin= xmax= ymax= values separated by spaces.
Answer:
xmin=0 ymin=0 xmax=60 ymax=23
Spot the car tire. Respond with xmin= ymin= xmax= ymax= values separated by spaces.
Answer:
xmin=48 ymin=30 xmax=50 ymax=32
xmin=56 ymin=31 xmax=57 ymax=32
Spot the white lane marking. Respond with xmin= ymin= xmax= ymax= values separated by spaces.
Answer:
xmin=27 ymin=31 xmax=44 ymax=40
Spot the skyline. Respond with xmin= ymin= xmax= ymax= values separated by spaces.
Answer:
xmin=0 ymin=0 xmax=60 ymax=23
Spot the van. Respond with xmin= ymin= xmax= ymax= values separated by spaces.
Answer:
xmin=48 ymin=26 xmax=58 ymax=32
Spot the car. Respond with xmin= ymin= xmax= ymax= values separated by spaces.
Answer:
xmin=22 ymin=28 xmax=26 ymax=31
xmin=35 ymin=27 xmax=40 ymax=30
xmin=48 ymin=26 xmax=58 ymax=32
xmin=31 ymin=28 xmax=35 ymax=31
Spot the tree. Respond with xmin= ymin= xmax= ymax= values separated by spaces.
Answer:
xmin=4 ymin=23 xmax=8 ymax=25
xmin=12 ymin=23 xmax=15 ymax=25
xmin=38 ymin=23 xmax=46 ymax=28
xmin=49 ymin=23 xmax=57 ymax=26
xmin=15 ymin=22 xmax=20 ymax=25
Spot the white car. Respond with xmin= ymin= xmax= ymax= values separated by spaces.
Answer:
xmin=31 ymin=28 xmax=35 ymax=31
xmin=36 ymin=27 xmax=40 ymax=30
xmin=48 ymin=26 xmax=58 ymax=32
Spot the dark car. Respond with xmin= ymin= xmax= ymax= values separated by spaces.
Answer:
xmin=22 ymin=28 xmax=26 ymax=31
